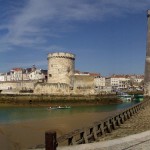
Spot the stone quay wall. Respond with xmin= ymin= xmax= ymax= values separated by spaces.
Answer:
xmin=0 ymin=80 xmax=94 ymax=95
xmin=34 ymin=83 xmax=70 ymax=94
xmin=0 ymin=94 xmax=120 ymax=105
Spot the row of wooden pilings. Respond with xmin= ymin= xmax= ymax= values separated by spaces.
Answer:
xmin=45 ymin=99 xmax=149 ymax=150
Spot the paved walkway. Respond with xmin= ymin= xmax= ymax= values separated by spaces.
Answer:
xmin=58 ymin=130 xmax=150 ymax=150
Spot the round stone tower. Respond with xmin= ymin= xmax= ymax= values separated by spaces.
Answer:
xmin=47 ymin=52 xmax=75 ymax=85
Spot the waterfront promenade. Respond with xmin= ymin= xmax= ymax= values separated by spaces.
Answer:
xmin=57 ymin=99 xmax=150 ymax=150
xmin=58 ymin=130 xmax=150 ymax=150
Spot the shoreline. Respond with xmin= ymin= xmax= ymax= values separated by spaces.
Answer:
xmin=0 ymin=94 xmax=122 ymax=107
xmin=0 ymin=109 xmax=117 ymax=150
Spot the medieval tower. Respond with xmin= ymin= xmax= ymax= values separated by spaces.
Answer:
xmin=144 ymin=10 xmax=150 ymax=95
xmin=47 ymin=52 xmax=75 ymax=86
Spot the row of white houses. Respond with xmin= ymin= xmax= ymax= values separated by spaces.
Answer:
xmin=73 ymin=71 xmax=144 ymax=92
xmin=0 ymin=66 xmax=47 ymax=82
xmin=94 ymin=74 xmax=144 ymax=91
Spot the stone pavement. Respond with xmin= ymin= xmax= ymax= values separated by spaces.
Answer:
xmin=58 ymin=130 xmax=150 ymax=150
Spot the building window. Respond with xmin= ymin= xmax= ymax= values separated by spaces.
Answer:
xmin=49 ymin=74 xmax=52 ymax=77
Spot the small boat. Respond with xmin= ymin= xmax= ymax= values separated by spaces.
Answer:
xmin=133 ymin=95 xmax=144 ymax=102
xmin=117 ymin=91 xmax=133 ymax=102
xmin=118 ymin=94 xmax=133 ymax=102
xmin=48 ymin=106 xmax=71 ymax=110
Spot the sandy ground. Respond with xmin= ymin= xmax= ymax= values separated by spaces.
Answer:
xmin=0 ymin=111 xmax=115 ymax=150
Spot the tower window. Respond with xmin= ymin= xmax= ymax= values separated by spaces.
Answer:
xmin=67 ymin=67 xmax=70 ymax=73
xmin=49 ymin=74 xmax=52 ymax=77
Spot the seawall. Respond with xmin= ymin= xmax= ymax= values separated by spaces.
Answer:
xmin=0 ymin=94 xmax=121 ymax=106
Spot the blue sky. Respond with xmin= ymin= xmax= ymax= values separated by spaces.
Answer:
xmin=0 ymin=0 xmax=149 ymax=76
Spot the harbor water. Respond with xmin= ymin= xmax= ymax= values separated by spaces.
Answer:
xmin=0 ymin=101 xmax=138 ymax=124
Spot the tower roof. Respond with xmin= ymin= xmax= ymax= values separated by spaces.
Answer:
xmin=47 ymin=52 xmax=75 ymax=60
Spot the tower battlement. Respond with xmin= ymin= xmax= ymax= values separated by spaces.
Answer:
xmin=47 ymin=52 xmax=75 ymax=60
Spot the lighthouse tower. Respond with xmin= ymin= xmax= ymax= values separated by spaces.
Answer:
xmin=144 ymin=10 xmax=150 ymax=95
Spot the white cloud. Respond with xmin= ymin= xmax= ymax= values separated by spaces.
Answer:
xmin=45 ymin=45 xmax=66 ymax=52
xmin=0 ymin=0 xmax=150 ymax=52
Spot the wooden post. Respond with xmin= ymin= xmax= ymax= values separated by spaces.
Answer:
xmin=100 ymin=123 xmax=105 ymax=135
xmin=93 ymin=126 xmax=98 ymax=140
xmin=127 ymin=110 xmax=131 ymax=119
xmin=124 ymin=112 xmax=128 ymax=121
xmin=45 ymin=131 xmax=57 ymax=150
xmin=106 ymin=120 xmax=112 ymax=133
xmin=120 ymin=114 xmax=124 ymax=124
xmin=68 ymin=136 xmax=76 ymax=145
xmin=130 ymin=109 xmax=133 ymax=116
xmin=111 ymin=118 xmax=116 ymax=130
xmin=116 ymin=116 xmax=121 ymax=126
xmin=83 ymin=130 xmax=88 ymax=143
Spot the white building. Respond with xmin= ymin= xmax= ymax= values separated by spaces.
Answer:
xmin=105 ymin=75 xmax=130 ymax=90
xmin=10 ymin=68 xmax=23 ymax=81
xmin=29 ymin=69 xmax=47 ymax=81
xmin=0 ymin=66 xmax=47 ymax=82
xmin=130 ymin=75 xmax=144 ymax=83
xmin=5 ymin=72 xmax=11 ymax=81
xmin=94 ymin=76 xmax=105 ymax=88
xmin=0 ymin=73 xmax=5 ymax=81
xmin=94 ymin=76 xmax=108 ymax=94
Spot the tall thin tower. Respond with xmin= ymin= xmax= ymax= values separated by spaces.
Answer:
xmin=144 ymin=10 xmax=150 ymax=95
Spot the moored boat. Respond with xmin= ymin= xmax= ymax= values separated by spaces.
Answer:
xmin=118 ymin=94 xmax=133 ymax=102
xmin=48 ymin=106 xmax=71 ymax=110
xmin=133 ymin=95 xmax=144 ymax=102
